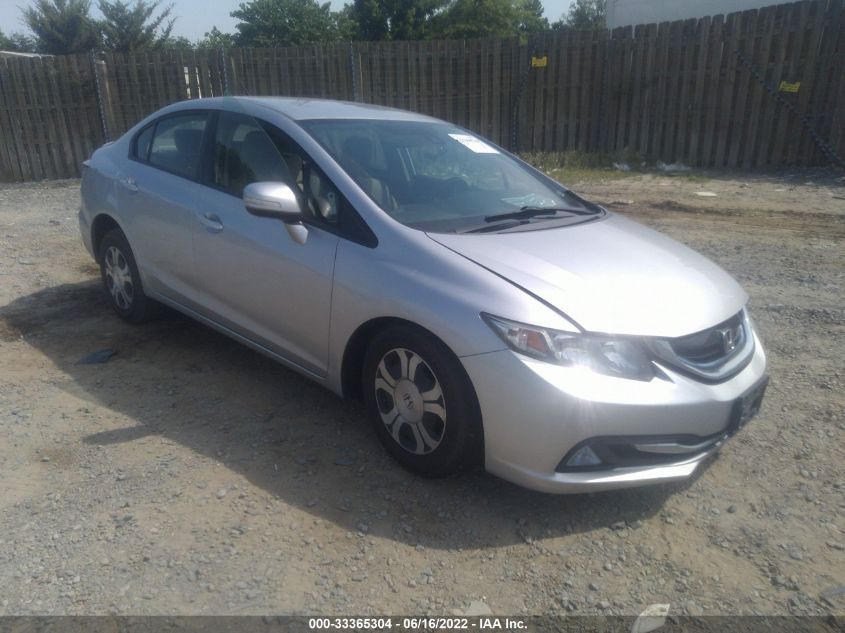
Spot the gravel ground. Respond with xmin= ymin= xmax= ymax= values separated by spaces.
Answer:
xmin=0 ymin=170 xmax=843 ymax=617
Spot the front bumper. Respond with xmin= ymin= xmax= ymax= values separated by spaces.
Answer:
xmin=460 ymin=333 xmax=767 ymax=494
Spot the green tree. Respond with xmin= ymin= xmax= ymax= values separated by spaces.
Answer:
xmin=349 ymin=0 xmax=446 ymax=41
xmin=160 ymin=35 xmax=194 ymax=49
xmin=195 ymin=26 xmax=236 ymax=48
xmin=333 ymin=5 xmax=358 ymax=40
xmin=431 ymin=0 xmax=533 ymax=39
xmin=553 ymin=0 xmax=605 ymax=30
xmin=518 ymin=0 xmax=548 ymax=34
xmin=0 ymin=29 xmax=38 ymax=52
xmin=231 ymin=0 xmax=340 ymax=47
xmin=21 ymin=0 xmax=100 ymax=54
xmin=97 ymin=0 xmax=176 ymax=52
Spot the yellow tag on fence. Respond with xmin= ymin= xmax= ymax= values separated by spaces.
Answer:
xmin=779 ymin=81 xmax=800 ymax=93
xmin=531 ymin=56 xmax=548 ymax=68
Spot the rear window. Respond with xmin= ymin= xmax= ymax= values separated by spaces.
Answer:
xmin=148 ymin=113 xmax=208 ymax=179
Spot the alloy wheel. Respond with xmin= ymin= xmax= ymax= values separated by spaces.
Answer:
xmin=104 ymin=245 xmax=134 ymax=311
xmin=374 ymin=348 xmax=447 ymax=455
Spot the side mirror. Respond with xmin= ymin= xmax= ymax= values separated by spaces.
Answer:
xmin=243 ymin=182 xmax=302 ymax=223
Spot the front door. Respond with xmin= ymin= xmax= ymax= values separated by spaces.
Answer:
xmin=192 ymin=111 xmax=340 ymax=376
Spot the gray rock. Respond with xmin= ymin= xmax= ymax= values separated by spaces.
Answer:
xmin=463 ymin=600 xmax=493 ymax=616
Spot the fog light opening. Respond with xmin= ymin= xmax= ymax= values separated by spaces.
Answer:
xmin=566 ymin=445 xmax=602 ymax=467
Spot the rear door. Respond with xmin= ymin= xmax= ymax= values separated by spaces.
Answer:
xmin=117 ymin=111 xmax=210 ymax=308
xmin=191 ymin=111 xmax=341 ymax=376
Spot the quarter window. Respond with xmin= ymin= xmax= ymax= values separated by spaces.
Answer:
xmin=148 ymin=113 xmax=208 ymax=179
xmin=134 ymin=125 xmax=153 ymax=161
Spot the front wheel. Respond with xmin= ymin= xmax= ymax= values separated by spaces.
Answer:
xmin=362 ymin=325 xmax=483 ymax=477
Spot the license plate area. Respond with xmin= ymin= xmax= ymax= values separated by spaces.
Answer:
xmin=727 ymin=376 xmax=768 ymax=436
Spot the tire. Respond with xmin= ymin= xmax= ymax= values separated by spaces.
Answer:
xmin=97 ymin=229 xmax=162 ymax=323
xmin=362 ymin=324 xmax=483 ymax=477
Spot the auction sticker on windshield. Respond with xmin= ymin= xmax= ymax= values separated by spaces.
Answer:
xmin=448 ymin=133 xmax=499 ymax=153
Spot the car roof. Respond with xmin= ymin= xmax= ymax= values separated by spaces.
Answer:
xmin=177 ymin=96 xmax=439 ymax=122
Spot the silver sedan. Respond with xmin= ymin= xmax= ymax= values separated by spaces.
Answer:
xmin=79 ymin=97 xmax=768 ymax=493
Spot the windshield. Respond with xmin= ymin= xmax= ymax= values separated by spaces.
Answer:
xmin=301 ymin=119 xmax=600 ymax=233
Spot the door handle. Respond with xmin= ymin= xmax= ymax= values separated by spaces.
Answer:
xmin=198 ymin=212 xmax=224 ymax=233
xmin=119 ymin=177 xmax=138 ymax=193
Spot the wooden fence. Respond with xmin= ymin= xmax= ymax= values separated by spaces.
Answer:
xmin=1 ymin=0 xmax=843 ymax=182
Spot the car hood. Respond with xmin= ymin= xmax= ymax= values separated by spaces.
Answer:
xmin=427 ymin=214 xmax=747 ymax=338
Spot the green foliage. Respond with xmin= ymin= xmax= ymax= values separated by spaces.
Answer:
xmin=553 ymin=0 xmax=606 ymax=30
xmin=349 ymin=0 xmax=446 ymax=41
xmin=431 ymin=0 xmax=545 ymax=40
xmin=522 ymin=150 xmax=641 ymax=184
xmin=521 ymin=150 xmax=613 ymax=171
xmin=333 ymin=5 xmax=359 ymax=40
xmin=11 ymin=0 xmax=558 ymax=53
xmin=97 ymin=0 xmax=175 ymax=52
xmin=160 ymin=35 xmax=194 ymax=50
xmin=21 ymin=0 xmax=100 ymax=54
xmin=518 ymin=0 xmax=549 ymax=34
xmin=194 ymin=26 xmax=237 ymax=49
xmin=231 ymin=0 xmax=341 ymax=47
xmin=0 ymin=29 xmax=38 ymax=52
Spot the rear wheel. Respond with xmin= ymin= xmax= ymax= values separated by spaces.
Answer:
xmin=363 ymin=325 xmax=482 ymax=477
xmin=98 ymin=229 xmax=162 ymax=323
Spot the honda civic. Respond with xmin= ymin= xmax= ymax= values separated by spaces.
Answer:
xmin=79 ymin=97 xmax=768 ymax=493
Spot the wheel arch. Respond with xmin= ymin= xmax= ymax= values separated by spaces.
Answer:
xmin=91 ymin=214 xmax=125 ymax=261
xmin=341 ymin=317 xmax=411 ymax=401
xmin=342 ymin=315 xmax=486 ymax=470
xmin=340 ymin=317 xmax=477 ymax=402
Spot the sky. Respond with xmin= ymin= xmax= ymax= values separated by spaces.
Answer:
xmin=0 ymin=0 xmax=574 ymax=41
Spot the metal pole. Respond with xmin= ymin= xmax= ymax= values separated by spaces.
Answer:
xmin=221 ymin=47 xmax=230 ymax=96
xmin=511 ymin=38 xmax=536 ymax=152
xmin=349 ymin=42 xmax=358 ymax=102
xmin=89 ymin=50 xmax=110 ymax=143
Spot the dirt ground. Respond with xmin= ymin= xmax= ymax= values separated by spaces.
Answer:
xmin=0 ymin=169 xmax=843 ymax=617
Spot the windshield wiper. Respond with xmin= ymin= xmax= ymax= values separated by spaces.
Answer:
xmin=455 ymin=219 xmax=526 ymax=234
xmin=454 ymin=205 xmax=602 ymax=234
xmin=483 ymin=205 xmax=596 ymax=223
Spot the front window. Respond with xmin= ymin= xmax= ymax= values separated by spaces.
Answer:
xmin=301 ymin=119 xmax=599 ymax=233
xmin=209 ymin=111 xmax=342 ymax=226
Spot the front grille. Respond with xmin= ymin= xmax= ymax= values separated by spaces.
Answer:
xmin=670 ymin=311 xmax=745 ymax=364
xmin=647 ymin=310 xmax=755 ymax=382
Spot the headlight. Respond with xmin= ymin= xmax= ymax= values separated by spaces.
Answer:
xmin=482 ymin=314 xmax=655 ymax=381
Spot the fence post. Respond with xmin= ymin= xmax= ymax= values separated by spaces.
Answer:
xmin=221 ymin=48 xmax=230 ymax=96
xmin=349 ymin=42 xmax=359 ymax=102
xmin=510 ymin=38 xmax=535 ymax=152
xmin=597 ymin=29 xmax=611 ymax=153
xmin=0 ymin=59 xmax=16 ymax=181
xmin=89 ymin=51 xmax=112 ymax=142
